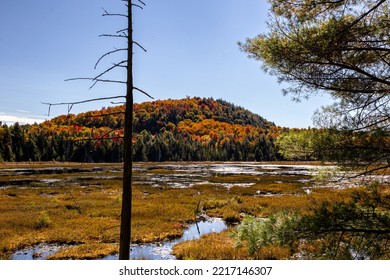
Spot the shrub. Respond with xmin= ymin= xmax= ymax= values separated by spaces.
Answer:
xmin=231 ymin=213 xmax=299 ymax=256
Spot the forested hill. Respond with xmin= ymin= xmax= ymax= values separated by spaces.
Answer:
xmin=49 ymin=97 xmax=275 ymax=132
xmin=0 ymin=97 xmax=286 ymax=162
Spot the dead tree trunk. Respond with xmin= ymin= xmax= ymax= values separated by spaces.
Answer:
xmin=42 ymin=0 xmax=147 ymax=260
xmin=119 ymin=0 xmax=134 ymax=260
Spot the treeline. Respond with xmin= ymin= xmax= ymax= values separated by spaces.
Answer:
xmin=0 ymin=97 xmax=285 ymax=162
xmin=133 ymin=129 xmax=280 ymax=162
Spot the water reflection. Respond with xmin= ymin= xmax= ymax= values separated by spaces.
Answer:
xmin=104 ymin=217 xmax=227 ymax=260
xmin=11 ymin=218 xmax=227 ymax=260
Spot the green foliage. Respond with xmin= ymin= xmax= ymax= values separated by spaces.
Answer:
xmin=277 ymin=129 xmax=318 ymax=160
xmin=232 ymin=185 xmax=390 ymax=259
xmin=242 ymin=0 xmax=390 ymax=172
xmin=232 ymin=213 xmax=299 ymax=255
xmin=232 ymin=216 xmax=265 ymax=255
xmin=277 ymin=128 xmax=390 ymax=172
xmin=240 ymin=0 xmax=389 ymax=101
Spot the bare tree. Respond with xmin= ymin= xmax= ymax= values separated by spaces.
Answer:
xmin=43 ymin=0 xmax=151 ymax=260
xmin=120 ymin=0 xmax=134 ymax=261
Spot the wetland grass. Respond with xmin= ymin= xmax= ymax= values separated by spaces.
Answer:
xmin=171 ymin=187 xmax=368 ymax=260
xmin=0 ymin=163 xmax=205 ymax=259
xmin=172 ymin=229 xmax=291 ymax=260
xmin=0 ymin=162 xmax=378 ymax=259
xmin=0 ymin=183 xmax=197 ymax=259
xmin=48 ymin=243 xmax=119 ymax=260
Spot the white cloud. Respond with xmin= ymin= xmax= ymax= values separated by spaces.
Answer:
xmin=0 ymin=114 xmax=46 ymax=125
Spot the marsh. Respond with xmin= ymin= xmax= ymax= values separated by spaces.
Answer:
xmin=0 ymin=162 xmax=372 ymax=259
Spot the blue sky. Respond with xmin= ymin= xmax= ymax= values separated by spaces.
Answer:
xmin=0 ymin=0 xmax=332 ymax=128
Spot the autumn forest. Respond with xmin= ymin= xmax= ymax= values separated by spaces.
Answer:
xmin=0 ymin=97 xmax=287 ymax=163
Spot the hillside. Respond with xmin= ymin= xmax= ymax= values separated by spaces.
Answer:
xmin=0 ymin=97 xmax=286 ymax=162
xmin=49 ymin=97 xmax=274 ymax=131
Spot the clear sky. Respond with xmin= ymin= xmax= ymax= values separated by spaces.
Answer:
xmin=0 ymin=0 xmax=332 ymax=128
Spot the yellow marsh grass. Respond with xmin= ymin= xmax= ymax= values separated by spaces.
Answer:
xmin=0 ymin=162 xmax=367 ymax=259
xmin=0 ymin=168 xmax=202 ymax=259
xmin=172 ymin=229 xmax=290 ymax=260
xmin=0 ymin=183 xmax=198 ymax=258
xmin=173 ymin=230 xmax=247 ymax=260
xmin=48 ymin=243 xmax=118 ymax=260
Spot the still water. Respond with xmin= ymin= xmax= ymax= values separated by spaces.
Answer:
xmin=12 ymin=218 xmax=227 ymax=260
xmin=104 ymin=217 xmax=227 ymax=260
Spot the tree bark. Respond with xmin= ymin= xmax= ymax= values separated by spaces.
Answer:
xmin=119 ymin=0 xmax=133 ymax=260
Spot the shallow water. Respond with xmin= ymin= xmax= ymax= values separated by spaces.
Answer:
xmin=11 ymin=244 xmax=70 ymax=260
xmin=135 ymin=162 xmax=321 ymax=189
xmin=1 ymin=162 xmax=324 ymax=190
xmin=11 ymin=218 xmax=227 ymax=260
xmin=104 ymin=217 xmax=227 ymax=260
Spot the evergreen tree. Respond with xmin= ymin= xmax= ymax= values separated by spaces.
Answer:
xmin=240 ymin=0 xmax=390 ymax=172
xmin=10 ymin=123 xmax=24 ymax=161
xmin=1 ymin=124 xmax=15 ymax=162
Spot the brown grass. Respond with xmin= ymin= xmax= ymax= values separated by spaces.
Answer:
xmin=172 ymin=229 xmax=290 ymax=260
xmin=173 ymin=230 xmax=247 ymax=260
xmin=0 ymin=162 xmax=373 ymax=260
xmin=48 ymin=243 xmax=118 ymax=260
